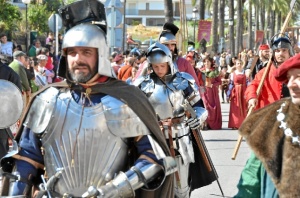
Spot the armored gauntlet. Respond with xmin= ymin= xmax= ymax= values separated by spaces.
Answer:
xmin=83 ymin=163 xmax=165 ymax=198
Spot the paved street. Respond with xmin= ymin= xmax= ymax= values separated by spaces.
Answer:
xmin=191 ymin=102 xmax=252 ymax=198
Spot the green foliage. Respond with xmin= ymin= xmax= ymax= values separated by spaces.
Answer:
xmin=43 ymin=0 xmax=77 ymax=12
xmin=191 ymin=0 xmax=197 ymax=7
xmin=65 ymin=0 xmax=77 ymax=4
xmin=44 ymin=0 xmax=64 ymax=12
xmin=27 ymin=3 xmax=51 ymax=34
xmin=0 ymin=0 xmax=21 ymax=33
xmin=132 ymin=20 xmax=140 ymax=26
xmin=201 ymin=69 xmax=219 ymax=78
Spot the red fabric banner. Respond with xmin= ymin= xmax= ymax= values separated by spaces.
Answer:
xmin=198 ymin=20 xmax=212 ymax=43
xmin=255 ymin=30 xmax=265 ymax=44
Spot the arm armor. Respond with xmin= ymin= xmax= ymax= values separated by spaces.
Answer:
xmin=178 ymin=72 xmax=201 ymax=106
xmin=83 ymin=162 xmax=176 ymax=198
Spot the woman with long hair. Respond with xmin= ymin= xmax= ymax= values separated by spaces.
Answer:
xmin=227 ymin=59 xmax=248 ymax=129
xmin=200 ymin=57 xmax=222 ymax=130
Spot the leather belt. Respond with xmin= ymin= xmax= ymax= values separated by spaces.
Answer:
xmin=160 ymin=116 xmax=184 ymax=126
xmin=12 ymin=154 xmax=44 ymax=170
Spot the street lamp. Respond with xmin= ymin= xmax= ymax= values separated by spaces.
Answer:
xmin=192 ymin=7 xmax=199 ymax=44
xmin=22 ymin=0 xmax=30 ymax=53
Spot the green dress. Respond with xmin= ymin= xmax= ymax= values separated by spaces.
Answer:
xmin=234 ymin=152 xmax=279 ymax=198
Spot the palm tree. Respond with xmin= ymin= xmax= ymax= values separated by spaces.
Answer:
xmin=199 ymin=0 xmax=205 ymax=20
xmin=164 ymin=0 xmax=173 ymax=23
xmin=247 ymin=0 xmax=254 ymax=51
xmin=235 ymin=0 xmax=243 ymax=55
xmin=228 ymin=0 xmax=235 ymax=55
xmin=211 ymin=0 xmax=219 ymax=53
xmin=219 ymin=0 xmax=225 ymax=52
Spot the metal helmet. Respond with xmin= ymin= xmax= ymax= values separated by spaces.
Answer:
xmin=270 ymin=33 xmax=295 ymax=57
xmin=57 ymin=23 xmax=114 ymax=79
xmin=159 ymin=22 xmax=179 ymax=45
xmin=159 ymin=30 xmax=177 ymax=45
xmin=146 ymin=42 xmax=178 ymax=75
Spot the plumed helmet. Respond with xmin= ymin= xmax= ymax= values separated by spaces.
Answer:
xmin=158 ymin=22 xmax=179 ymax=45
xmin=58 ymin=0 xmax=107 ymax=33
xmin=270 ymin=33 xmax=295 ymax=57
xmin=57 ymin=23 xmax=114 ymax=79
xmin=146 ymin=42 xmax=179 ymax=75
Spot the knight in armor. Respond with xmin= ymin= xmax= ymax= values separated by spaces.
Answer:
xmin=135 ymin=23 xmax=200 ymax=88
xmin=0 ymin=1 xmax=176 ymax=197
xmin=133 ymin=42 xmax=218 ymax=197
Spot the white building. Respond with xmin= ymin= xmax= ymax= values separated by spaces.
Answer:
xmin=11 ymin=0 xmax=197 ymax=26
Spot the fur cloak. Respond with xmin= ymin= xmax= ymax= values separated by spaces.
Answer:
xmin=239 ymin=98 xmax=300 ymax=197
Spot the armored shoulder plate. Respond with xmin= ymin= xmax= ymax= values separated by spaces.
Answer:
xmin=24 ymin=87 xmax=60 ymax=134
xmin=133 ymin=75 xmax=155 ymax=96
xmin=102 ymin=95 xmax=150 ymax=137
xmin=132 ymin=75 xmax=147 ymax=87
xmin=176 ymin=72 xmax=198 ymax=91
xmin=175 ymin=72 xmax=200 ymax=106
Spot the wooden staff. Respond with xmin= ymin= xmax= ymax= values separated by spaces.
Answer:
xmin=231 ymin=0 xmax=296 ymax=160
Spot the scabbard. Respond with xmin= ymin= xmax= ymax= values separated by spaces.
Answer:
xmin=163 ymin=125 xmax=181 ymax=188
xmin=192 ymin=129 xmax=212 ymax=172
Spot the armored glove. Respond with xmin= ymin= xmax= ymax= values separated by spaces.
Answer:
xmin=82 ymin=172 xmax=134 ymax=198
xmin=186 ymin=117 xmax=201 ymax=130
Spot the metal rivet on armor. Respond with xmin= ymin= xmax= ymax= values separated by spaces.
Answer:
xmin=105 ymin=173 xmax=112 ymax=182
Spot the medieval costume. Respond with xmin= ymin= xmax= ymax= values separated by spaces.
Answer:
xmin=227 ymin=71 xmax=247 ymax=129
xmin=134 ymin=43 xmax=217 ymax=198
xmin=200 ymin=62 xmax=222 ymax=130
xmin=235 ymin=34 xmax=296 ymax=198
xmin=245 ymin=65 xmax=285 ymax=110
xmin=219 ymin=67 xmax=230 ymax=103
xmin=0 ymin=1 xmax=175 ymax=197
xmin=159 ymin=22 xmax=200 ymax=87
xmin=238 ymin=98 xmax=300 ymax=197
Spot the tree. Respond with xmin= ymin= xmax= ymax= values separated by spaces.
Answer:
xmin=27 ymin=3 xmax=52 ymax=34
xmin=199 ymin=0 xmax=205 ymax=20
xmin=0 ymin=0 xmax=21 ymax=34
xmin=219 ymin=0 xmax=225 ymax=40
xmin=228 ymin=0 xmax=235 ymax=56
xmin=44 ymin=0 xmax=64 ymax=13
xmin=164 ymin=0 xmax=173 ymax=23
xmin=235 ymin=0 xmax=243 ymax=55
xmin=247 ymin=0 xmax=254 ymax=51
xmin=211 ymin=0 xmax=218 ymax=53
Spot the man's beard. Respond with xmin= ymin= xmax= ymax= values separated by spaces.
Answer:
xmin=262 ymin=54 xmax=269 ymax=60
xmin=69 ymin=64 xmax=97 ymax=83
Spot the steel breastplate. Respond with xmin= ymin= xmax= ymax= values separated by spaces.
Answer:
xmin=40 ymin=91 xmax=149 ymax=197
xmin=143 ymin=77 xmax=185 ymax=120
